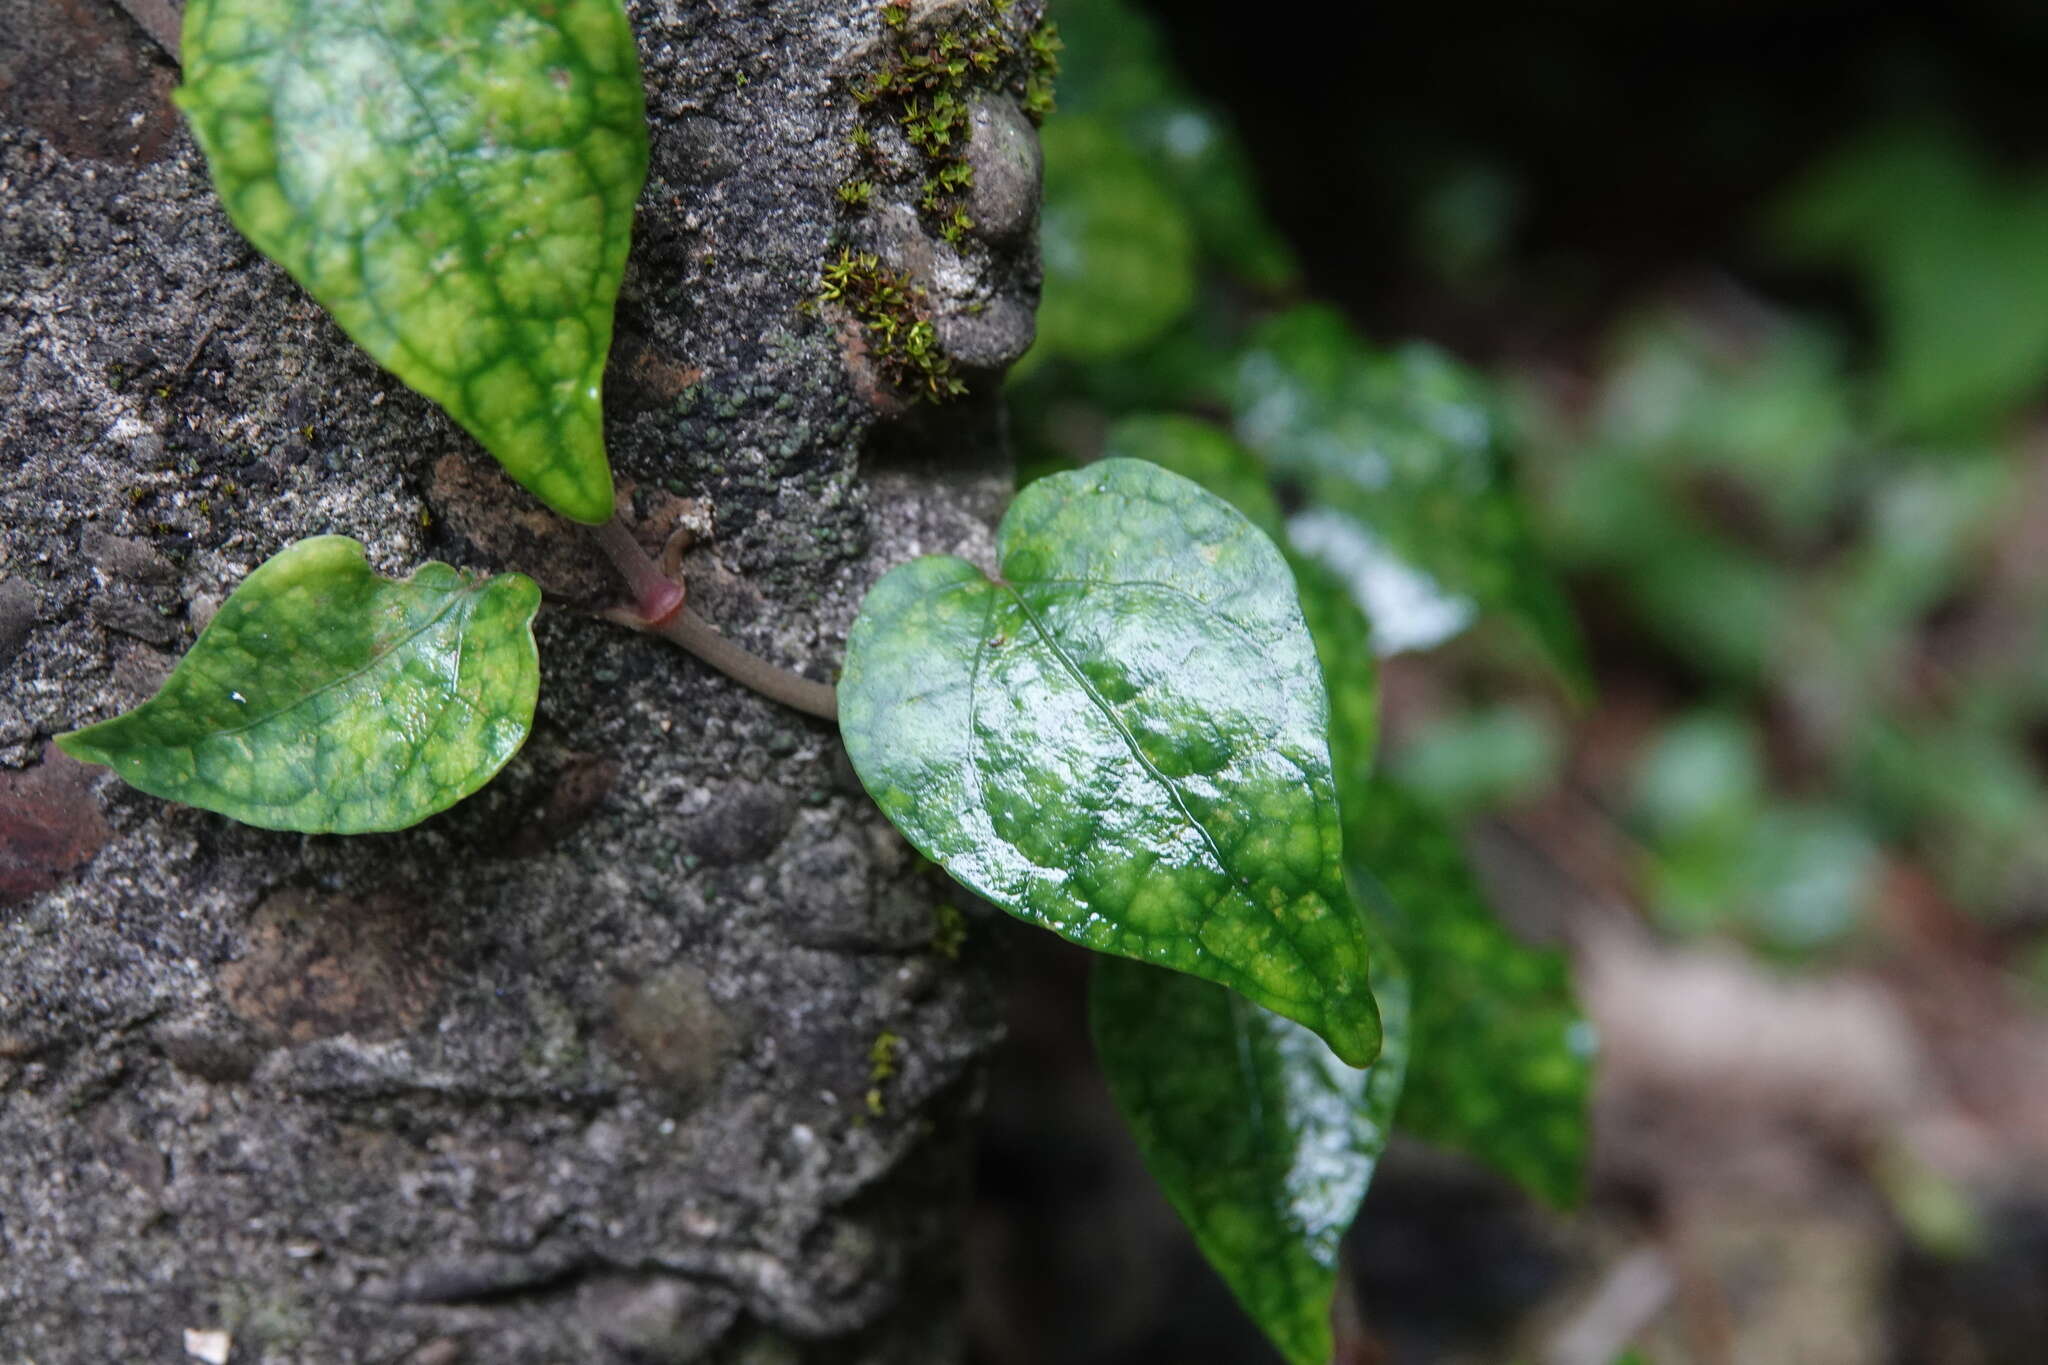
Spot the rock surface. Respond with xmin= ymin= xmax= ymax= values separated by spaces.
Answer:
xmin=0 ymin=0 xmax=1041 ymax=1360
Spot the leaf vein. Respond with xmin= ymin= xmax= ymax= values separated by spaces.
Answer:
xmin=205 ymin=581 xmax=482 ymax=742
xmin=998 ymin=583 xmax=1245 ymax=905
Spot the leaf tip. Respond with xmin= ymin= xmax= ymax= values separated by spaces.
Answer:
xmin=51 ymin=729 xmax=107 ymax=769
xmin=1326 ymin=1013 xmax=1382 ymax=1071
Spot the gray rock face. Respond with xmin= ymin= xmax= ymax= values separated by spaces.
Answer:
xmin=0 ymin=1 xmax=1041 ymax=1360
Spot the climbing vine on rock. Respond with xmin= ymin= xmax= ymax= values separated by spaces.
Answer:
xmin=50 ymin=2 xmax=1592 ymax=1362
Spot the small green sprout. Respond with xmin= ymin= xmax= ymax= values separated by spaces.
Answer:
xmin=866 ymin=1029 xmax=904 ymax=1115
xmin=816 ymin=249 xmax=968 ymax=401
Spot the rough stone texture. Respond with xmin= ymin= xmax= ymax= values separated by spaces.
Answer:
xmin=0 ymin=1 xmax=1041 ymax=1360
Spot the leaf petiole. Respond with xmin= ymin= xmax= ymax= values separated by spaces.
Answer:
xmin=590 ymin=516 xmax=838 ymax=723
xmin=590 ymin=515 xmax=686 ymax=625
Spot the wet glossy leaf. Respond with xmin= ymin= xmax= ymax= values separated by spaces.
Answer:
xmin=1035 ymin=117 xmax=1196 ymax=364
xmin=842 ymin=458 xmax=1382 ymax=1066
xmin=1104 ymin=414 xmax=1378 ymax=783
xmin=59 ymin=537 xmax=541 ymax=834
xmin=1091 ymin=897 xmax=1407 ymax=1365
xmin=1348 ymin=779 xmax=1591 ymax=1207
xmin=177 ymin=0 xmax=648 ymax=523
xmin=1233 ymin=306 xmax=1583 ymax=676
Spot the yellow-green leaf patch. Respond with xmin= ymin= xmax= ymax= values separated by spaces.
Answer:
xmin=177 ymin=0 xmax=648 ymax=523
xmin=59 ymin=537 xmax=541 ymax=834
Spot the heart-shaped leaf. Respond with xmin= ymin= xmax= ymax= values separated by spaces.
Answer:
xmin=177 ymin=0 xmax=649 ymax=524
xmin=841 ymin=458 xmax=1382 ymax=1067
xmin=59 ymin=537 xmax=541 ymax=835
xmin=1091 ymin=895 xmax=1408 ymax=1365
xmin=1102 ymin=418 xmax=1588 ymax=1203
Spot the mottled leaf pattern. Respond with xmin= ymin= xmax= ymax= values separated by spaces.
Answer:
xmin=1107 ymin=414 xmax=1381 ymax=787
xmin=841 ymin=458 xmax=1382 ymax=1067
xmin=59 ymin=537 xmax=541 ymax=834
xmin=1348 ymin=779 xmax=1593 ymax=1207
xmin=1091 ymin=901 xmax=1408 ymax=1365
xmin=1070 ymin=417 xmax=1585 ymax=1205
xmin=177 ymin=0 xmax=648 ymax=523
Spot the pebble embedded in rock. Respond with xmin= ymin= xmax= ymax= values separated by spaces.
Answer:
xmin=0 ymin=577 xmax=38 ymax=657
xmin=934 ymin=294 xmax=1037 ymax=371
xmin=609 ymin=963 xmax=736 ymax=1105
xmin=678 ymin=780 xmax=797 ymax=866
xmin=963 ymin=97 xmax=1042 ymax=244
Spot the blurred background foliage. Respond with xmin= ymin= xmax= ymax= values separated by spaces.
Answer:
xmin=1015 ymin=0 xmax=2048 ymax=967
xmin=967 ymin=1 xmax=2048 ymax=1362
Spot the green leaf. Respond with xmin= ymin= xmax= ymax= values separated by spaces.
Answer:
xmin=1233 ymin=306 xmax=1583 ymax=677
xmin=1293 ymin=556 xmax=1380 ymax=796
xmin=1078 ymin=420 xmax=1582 ymax=1198
xmin=1035 ymin=116 xmax=1197 ymax=365
xmin=1102 ymin=413 xmax=1378 ymax=782
xmin=1392 ymin=704 xmax=1562 ymax=817
xmin=1101 ymin=413 xmax=1283 ymax=537
xmin=1771 ymin=123 xmax=2048 ymax=437
xmin=1543 ymin=450 xmax=1790 ymax=685
xmin=1090 ymin=904 xmax=1408 ymax=1365
xmin=841 ymin=458 xmax=1382 ymax=1066
xmin=59 ymin=537 xmax=541 ymax=834
xmin=1589 ymin=309 xmax=1857 ymax=536
xmin=1348 ymin=779 xmax=1591 ymax=1207
xmin=176 ymin=0 xmax=648 ymax=524
xmin=1045 ymin=0 xmax=1297 ymax=288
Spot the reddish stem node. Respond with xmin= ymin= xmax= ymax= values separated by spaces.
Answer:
xmin=586 ymin=515 xmax=837 ymax=722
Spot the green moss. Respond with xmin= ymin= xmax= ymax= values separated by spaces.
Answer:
xmin=868 ymin=1029 xmax=903 ymax=1081
xmin=815 ymin=249 xmax=968 ymax=401
xmin=865 ymin=1029 xmax=904 ymax=1116
xmin=844 ymin=1 xmax=1058 ymax=238
xmin=1024 ymin=19 xmax=1061 ymax=122
xmin=821 ymin=2 xmax=1061 ymax=398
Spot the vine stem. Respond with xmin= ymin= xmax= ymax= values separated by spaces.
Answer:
xmin=587 ymin=515 xmax=839 ymax=723
xmin=590 ymin=515 xmax=686 ymax=624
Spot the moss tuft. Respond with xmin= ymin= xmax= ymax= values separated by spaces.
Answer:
xmin=815 ymin=249 xmax=969 ymax=401
xmin=843 ymin=1 xmax=1060 ymax=240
